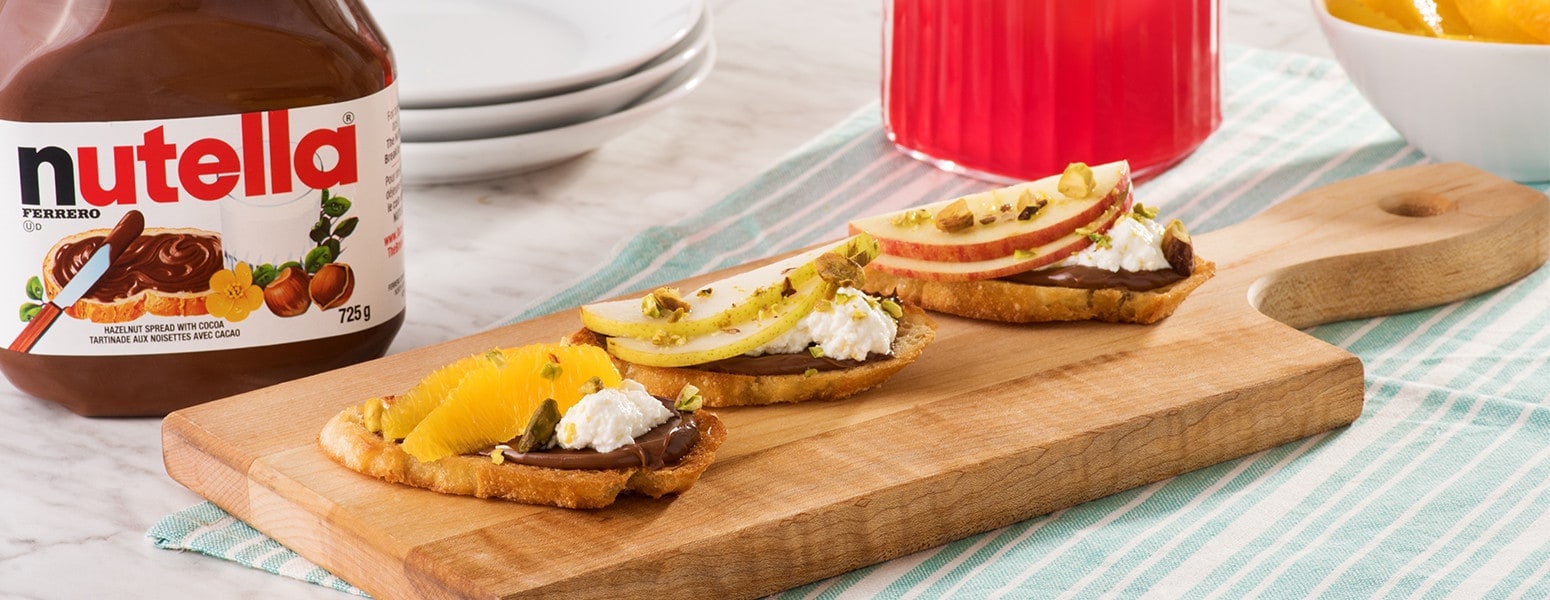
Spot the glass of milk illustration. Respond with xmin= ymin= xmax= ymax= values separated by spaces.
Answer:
xmin=219 ymin=145 xmax=337 ymax=269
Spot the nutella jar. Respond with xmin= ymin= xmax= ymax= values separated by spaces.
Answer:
xmin=0 ymin=0 xmax=406 ymax=416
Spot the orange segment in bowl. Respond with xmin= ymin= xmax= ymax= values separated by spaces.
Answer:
xmin=1328 ymin=0 xmax=1417 ymax=34
xmin=1369 ymin=0 xmax=1442 ymax=35
xmin=1504 ymin=0 xmax=1550 ymax=42
xmin=399 ymin=343 xmax=622 ymax=463
xmin=1455 ymin=0 xmax=1543 ymax=42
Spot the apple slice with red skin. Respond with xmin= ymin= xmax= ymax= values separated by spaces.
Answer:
xmin=849 ymin=161 xmax=1130 ymax=263
xmin=868 ymin=191 xmax=1134 ymax=282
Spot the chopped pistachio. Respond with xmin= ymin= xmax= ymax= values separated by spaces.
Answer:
xmin=1161 ymin=219 xmax=1195 ymax=276
xmin=667 ymin=307 xmax=687 ymax=323
xmin=578 ymin=376 xmax=605 ymax=395
xmin=815 ymin=252 xmax=863 ymax=288
xmin=489 ymin=448 xmax=505 ymax=465
xmin=539 ymin=361 xmax=562 ymax=380
xmin=879 ymin=298 xmax=904 ymax=319
xmin=1013 ymin=248 xmax=1037 ymax=260
xmin=978 ymin=214 xmax=998 ymax=225
xmin=1075 ymin=227 xmax=1113 ymax=249
xmin=675 ymin=384 xmax=704 ymax=412
xmin=1015 ymin=190 xmax=1048 ymax=221
xmin=650 ymin=329 xmax=687 ymax=347
xmin=781 ymin=277 xmax=797 ymax=298
xmin=515 ymin=398 xmax=561 ymax=453
xmin=934 ymin=198 xmax=975 ymax=233
xmin=362 ymin=398 xmax=386 ymax=433
xmin=834 ymin=291 xmax=855 ymax=304
xmin=808 ymin=345 xmax=825 ymax=358
xmin=696 ymin=287 xmax=714 ymax=298
xmin=1131 ymin=202 xmax=1159 ymax=220
xmin=1057 ymin=162 xmax=1095 ymax=198
xmin=851 ymin=309 xmax=868 ymax=321
xmin=890 ymin=208 xmax=932 ymax=228
xmin=803 ymin=368 xmax=819 ymax=378
xmin=641 ymin=287 xmax=690 ymax=319
xmin=484 ymin=349 xmax=507 ymax=367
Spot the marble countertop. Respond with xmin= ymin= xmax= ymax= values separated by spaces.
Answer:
xmin=0 ymin=1 xmax=1334 ymax=597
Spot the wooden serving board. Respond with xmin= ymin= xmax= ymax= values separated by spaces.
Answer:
xmin=163 ymin=164 xmax=1548 ymax=599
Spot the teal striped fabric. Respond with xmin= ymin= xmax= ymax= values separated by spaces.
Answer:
xmin=146 ymin=502 xmax=367 ymax=596
xmin=150 ymin=46 xmax=1550 ymax=598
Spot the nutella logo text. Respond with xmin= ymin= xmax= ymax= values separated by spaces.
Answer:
xmin=16 ymin=110 xmax=357 ymax=206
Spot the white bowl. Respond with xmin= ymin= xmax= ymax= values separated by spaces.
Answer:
xmin=1313 ymin=0 xmax=1550 ymax=182
xmin=401 ymin=41 xmax=716 ymax=185
xmin=399 ymin=8 xmax=712 ymax=143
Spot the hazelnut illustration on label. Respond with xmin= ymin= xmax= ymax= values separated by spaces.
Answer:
xmin=244 ymin=188 xmax=361 ymax=319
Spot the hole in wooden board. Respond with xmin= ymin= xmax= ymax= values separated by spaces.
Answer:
xmin=1379 ymin=191 xmax=1457 ymax=217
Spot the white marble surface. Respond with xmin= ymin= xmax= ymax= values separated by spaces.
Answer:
xmin=0 ymin=1 xmax=1333 ymax=598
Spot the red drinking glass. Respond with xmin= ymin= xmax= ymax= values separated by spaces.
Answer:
xmin=883 ymin=0 xmax=1222 ymax=183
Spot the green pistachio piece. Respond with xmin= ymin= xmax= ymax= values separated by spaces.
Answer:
xmin=515 ymin=398 xmax=561 ymax=453
xmin=674 ymin=384 xmax=703 ymax=413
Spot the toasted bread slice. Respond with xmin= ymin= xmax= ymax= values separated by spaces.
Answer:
xmin=42 ymin=227 xmax=220 ymax=323
xmin=319 ymin=403 xmax=727 ymax=509
xmin=568 ymin=304 xmax=936 ymax=407
xmin=863 ymin=257 xmax=1215 ymax=324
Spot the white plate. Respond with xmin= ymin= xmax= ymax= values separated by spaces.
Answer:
xmin=370 ymin=0 xmax=703 ymax=108
xmin=399 ymin=9 xmax=712 ymax=143
xmin=401 ymin=42 xmax=716 ymax=185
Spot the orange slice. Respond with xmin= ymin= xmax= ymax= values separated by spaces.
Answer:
xmin=1503 ymin=0 xmax=1550 ymax=42
xmin=1328 ymin=0 xmax=1415 ymax=33
xmin=1369 ymin=0 xmax=1445 ymax=35
xmin=1454 ymin=0 xmax=1542 ymax=42
xmin=399 ymin=343 xmax=622 ymax=463
xmin=377 ymin=350 xmax=504 ymax=440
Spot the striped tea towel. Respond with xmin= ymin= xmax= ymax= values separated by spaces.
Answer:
xmin=150 ymin=45 xmax=1550 ymax=598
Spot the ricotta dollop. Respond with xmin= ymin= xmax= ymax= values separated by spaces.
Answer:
xmin=1053 ymin=215 xmax=1170 ymax=272
xmin=746 ymin=287 xmax=897 ymax=361
xmin=555 ymin=380 xmax=673 ymax=453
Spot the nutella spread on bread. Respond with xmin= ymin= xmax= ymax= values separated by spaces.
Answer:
xmin=49 ymin=231 xmax=224 ymax=306
xmin=0 ymin=0 xmax=405 ymax=416
xmin=492 ymin=402 xmax=702 ymax=470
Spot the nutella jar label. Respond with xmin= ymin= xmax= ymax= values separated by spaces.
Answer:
xmin=0 ymin=85 xmax=405 ymax=356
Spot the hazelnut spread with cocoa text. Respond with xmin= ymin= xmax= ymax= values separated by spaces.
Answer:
xmin=0 ymin=0 xmax=407 ymax=416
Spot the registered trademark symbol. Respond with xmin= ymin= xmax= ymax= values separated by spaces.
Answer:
xmin=343 ymin=112 xmax=355 ymax=125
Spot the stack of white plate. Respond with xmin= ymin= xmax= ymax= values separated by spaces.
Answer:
xmin=368 ymin=0 xmax=714 ymax=184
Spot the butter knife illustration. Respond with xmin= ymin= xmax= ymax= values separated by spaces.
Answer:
xmin=8 ymin=210 xmax=146 ymax=353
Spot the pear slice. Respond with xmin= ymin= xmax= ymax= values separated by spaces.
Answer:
xmin=605 ymin=279 xmax=831 ymax=368
xmin=580 ymin=234 xmax=878 ymax=339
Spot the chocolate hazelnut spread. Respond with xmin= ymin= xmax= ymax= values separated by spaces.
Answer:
xmin=0 ymin=0 xmax=405 ymax=417
xmin=51 ymin=232 xmax=224 ymax=301
xmin=700 ymin=352 xmax=879 ymax=376
xmin=1002 ymin=265 xmax=1187 ymax=291
xmin=495 ymin=412 xmax=702 ymax=471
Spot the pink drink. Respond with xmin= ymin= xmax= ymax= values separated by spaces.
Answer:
xmin=884 ymin=0 xmax=1221 ymax=182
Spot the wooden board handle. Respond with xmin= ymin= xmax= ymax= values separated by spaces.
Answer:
xmin=1196 ymin=163 xmax=1549 ymax=329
